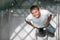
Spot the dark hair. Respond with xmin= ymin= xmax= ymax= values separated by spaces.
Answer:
xmin=30 ymin=5 xmax=39 ymax=12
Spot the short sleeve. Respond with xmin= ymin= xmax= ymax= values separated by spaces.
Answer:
xmin=47 ymin=10 xmax=52 ymax=17
xmin=26 ymin=14 xmax=32 ymax=22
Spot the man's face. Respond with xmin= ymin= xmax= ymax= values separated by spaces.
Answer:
xmin=31 ymin=8 xmax=40 ymax=18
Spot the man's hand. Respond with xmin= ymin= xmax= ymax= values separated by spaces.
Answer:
xmin=45 ymin=22 xmax=49 ymax=26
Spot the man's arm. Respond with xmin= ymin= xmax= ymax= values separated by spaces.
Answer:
xmin=25 ymin=20 xmax=36 ymax=28
xmin=45 ymin=15 xmax=52 ymax=26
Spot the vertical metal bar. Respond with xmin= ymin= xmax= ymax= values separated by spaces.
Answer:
xmin=36 ymin=30 xmax=37 ymax=40
xmin=58 ymin=7 xmax=59 ymax=40
xmin=56 ymin=3 xmax=57 ymax=40
xmin=45 ymin=30 xmax=48 ymax=40
xmin=9 ymin=9 xmax=11 ymax=40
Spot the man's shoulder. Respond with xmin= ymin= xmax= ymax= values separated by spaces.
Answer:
xmin=28 ymin=13 xmax=33 ymax=17
xmin=40 ymin=9 xmax=49 ymax=12
xmin=40 ymin=9 xmax=51 ymax=15
xmin=26 ymin=13 xmax=33 ymax=19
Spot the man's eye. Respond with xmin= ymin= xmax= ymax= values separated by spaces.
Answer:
xmin=32 ymin=13 xmax=34 ymax=14
xmin=35 ymin=11 xmax=37 ymax=13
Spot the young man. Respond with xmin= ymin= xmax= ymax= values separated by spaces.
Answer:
xmin=25 ymin=5 xmax=55 ymax=37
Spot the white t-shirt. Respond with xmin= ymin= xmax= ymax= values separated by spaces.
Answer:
xmin=26 ymin=9 xmax=52 ymax=28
